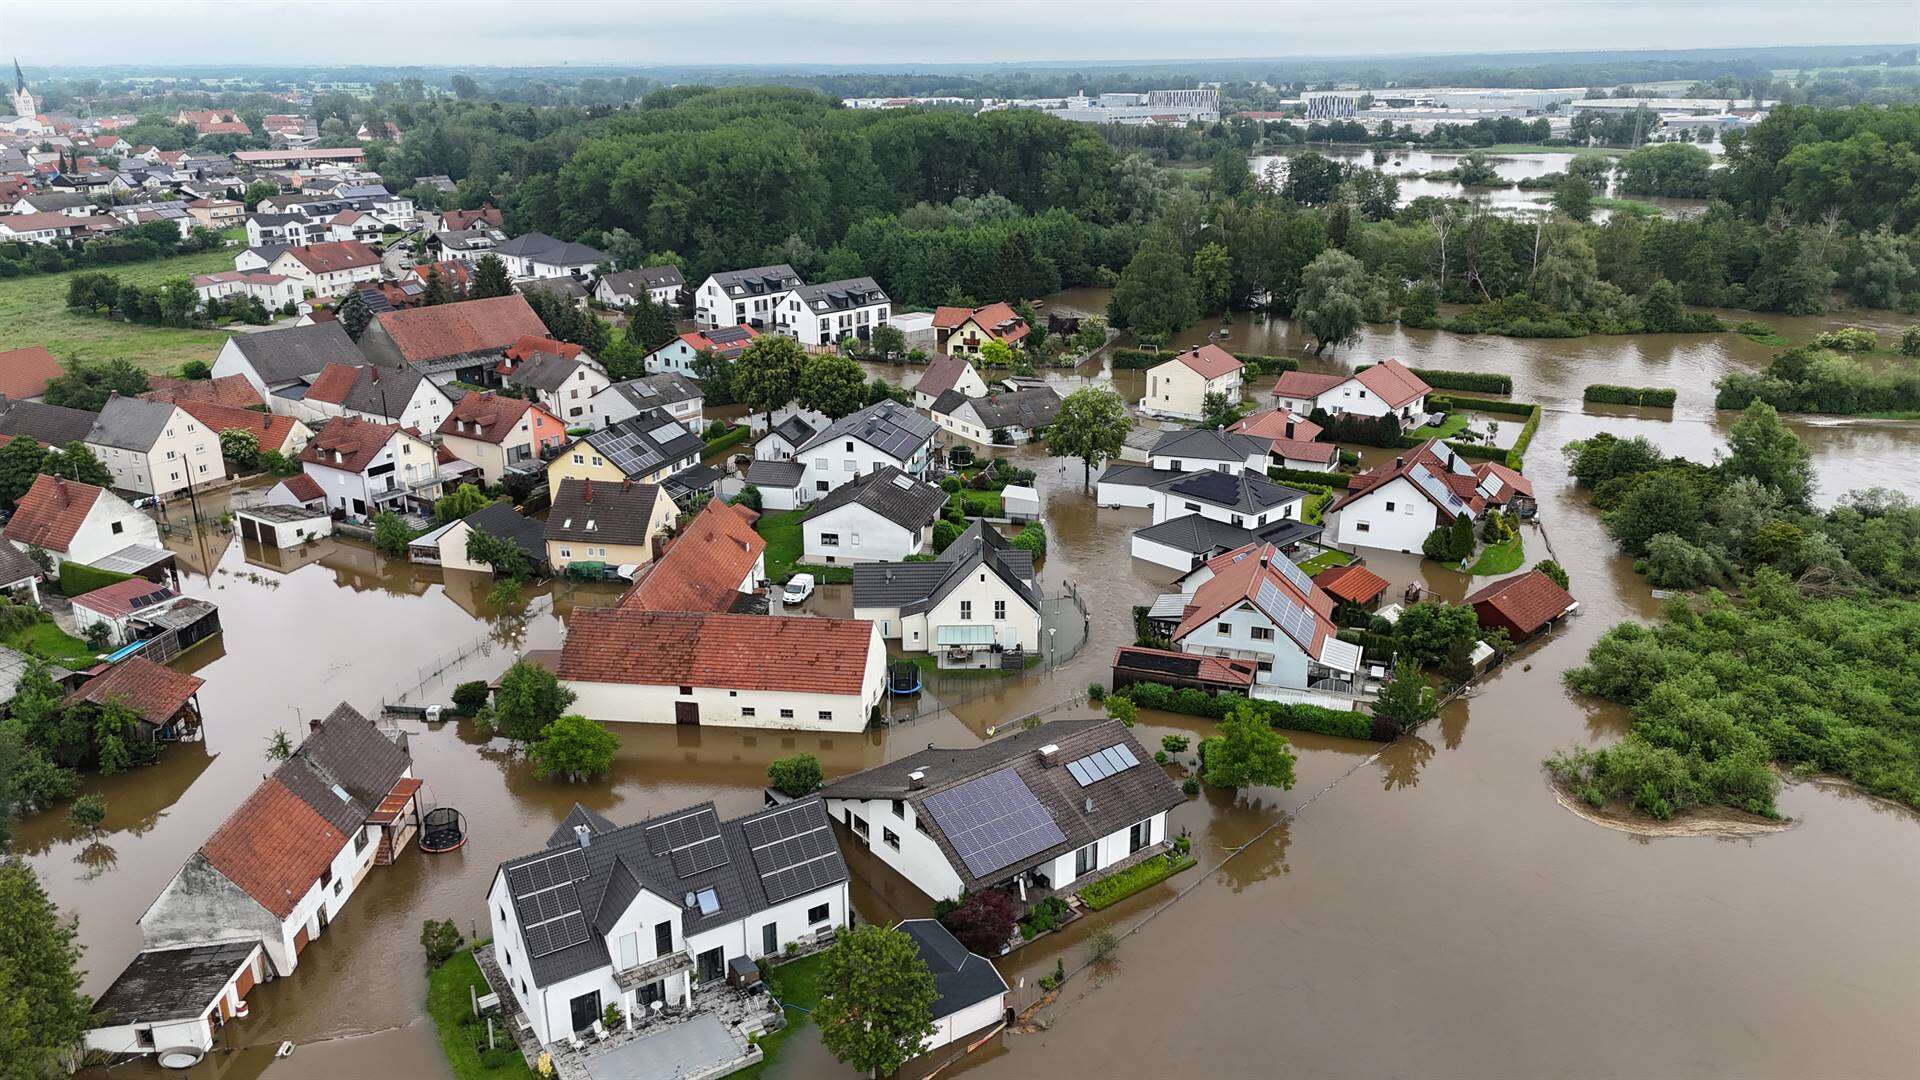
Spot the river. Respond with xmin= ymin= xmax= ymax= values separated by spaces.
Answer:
xmin=31 ymin=299 xmax=1920 ymax=1079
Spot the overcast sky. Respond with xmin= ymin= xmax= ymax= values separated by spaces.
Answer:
xmin=5 ymin=1 xmax=1916 ymax=68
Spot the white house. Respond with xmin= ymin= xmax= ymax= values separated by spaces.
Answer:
xmin=851 ymin=522 xmax=1042 ymax=657
xmin=1321 ymin=438 xmax=1484 ymax=555
xmin=3 ymin=475 xmax=160 ymax=569
xmin=591 ymin=373 xmax=704 ymax=430
xmin=644 ymin=325 xmax=757 ymax=377
xmin=1270 ymin=358 xmax=1432 ymax=424
xmin=1163 ymin=542 xmax=1363 ymax=704
xmin=752 ymin=412 xmax=823 ymax=462
xmin=487 ymin=798 xmax=850 ymax=1048
xmin=772 ymin=277 xmax=891 ymax=347
xmin=1145 ymin=428 xmax=1268 ymax=475
xmin=190 ymin=271 xmax=301 ymax=312
xmin=897 ymin=920 xmax=1010 ymax=1052
xmin=819 ymin=718 xmax=1184 ymax=905
xmin=1147 ymin=469 xmax=1306 ymax=531
xmin=83 ymin=397 xmax=228 ymax=498
xmin=912 ymin=353 xmax=989 ymax=410
xmin=557 ymin=608 xmax=886 ymax=732
xmin=1224 ymin=408 xmax=1339 ymax=471
xmin=794 ymin=400 xmax=936 ymax=503
xmin=492 ymin=232 xmax=604 ymax=281
xmin=296 ymin=417 xmax=440 ymax=519
xmin=594 ymin=266 xmax=684 ymax=309
xmin=266 ymin=241 xmax=382 ymax=299
xmin=928 ymin=385 xmax=1062 ymax=447
xmin=503 ymin=351 xmax=609 ymax=427
xmin=1138 ymin=344 xmax=1243 ymax=421
xmin=210 ymin=321 xmax=368 ymax=402
xmin=694 ymin=264 xmax=803 ymax=330
xmin=290 ymin=362 xmax=453 ymax=433
xmin=801 ymin=466 xmax=946 ymax=565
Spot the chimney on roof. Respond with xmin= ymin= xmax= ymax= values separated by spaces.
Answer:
xmin=1083 ymin=796 xmax=1094 ymax=814
xmin=908 ymin=769 xmax=926 ymax=790
xmin=1038 ymin=744 xmax=1059 ymax=767
xmin=309 ymin=716 xmax=322 ymax=732
xmin=582 ymin=478 xmax=593 ymax=503
xmin=573 ymin=823 xmax=592 ymax=848
xmin=53 ymin=476 xmax=69 ymax=505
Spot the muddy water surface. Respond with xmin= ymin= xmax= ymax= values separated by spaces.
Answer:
xmin=35 ymin=303 xmax=1920 ymax=1079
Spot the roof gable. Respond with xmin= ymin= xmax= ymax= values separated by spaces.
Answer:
xmin=620 ymin=501 xmax=765 ymax=613
xmin=2 ymin=473 xmax=104 ymax=551
xmin=198 ymin=778 xmax=348 ymax=919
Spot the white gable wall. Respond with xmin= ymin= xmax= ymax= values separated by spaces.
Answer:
xmin=1323 ymin=476 xmax=1442 ymax=554
xmin=804 ymin=503 xmax=923 ymax=564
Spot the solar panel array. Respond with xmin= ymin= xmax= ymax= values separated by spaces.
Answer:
xmin=508 ymin=848 xmax=593 ymax=959
xmin=808 ymin=402 xmax=934 ymax=461
xmin=1257 ymin=578 xmax=1320 ymax=651
xmin=1409 ymin=463 xmax=1469 ymax=513
xmin=1117 ymin=649 xmax=1202 ymax=677
xmin=745 ymin=802 xmax=843 ymax=904
xmin=1272 ymin=553 xmax=1316 ymax=598
xmin=922 ymin=767 xmax=1066 ymax=879
xmin=670 ymin=835 xmax=729 ymax=878
xmin=1065 ymin=743 xmax=1141 ymax=787
xmin=644 ymin=807 xmax=731 ymax=880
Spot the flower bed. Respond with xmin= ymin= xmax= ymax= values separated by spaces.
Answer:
xmin=1078 ymin=853 xmax=1197 ymax=911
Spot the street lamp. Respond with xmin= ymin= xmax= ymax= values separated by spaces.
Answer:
xmin=1047 ymin=627 xmax=1057 ymax=671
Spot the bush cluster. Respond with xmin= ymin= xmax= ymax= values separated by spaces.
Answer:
xmin=1584 ymin=384 xmax=1678 ymax=407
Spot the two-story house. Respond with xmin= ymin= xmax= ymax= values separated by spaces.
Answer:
xmin=544 ymin=477 xmax=677 ymax=573
xmin=546 ymin=411 xmax=704 ymax=491
xmin=290 ymin=362 xmax=454 ymax=433
xmin=492 ymin=232 xmax=604 ymax=281
xmin=174 ymin=400 xmax=312 ymax=459
xmin=911 ymin=353 xmax=989 ymax=410
xmin=267 ymin=241 xmax=382 ymax=300
xmin=590 ymin=373 xmax=704 ymax=431
xmin=1138 ymin=344 xmax=1244 ymax=421
xmin=617 ymin=500 xmax=766 ymax=614
xmin=297 ymin=417 xmax=439 ymax=518
xmin=693 ymin=264 xmax=803 ymax=330
xmin=1163 ymin=542 xmax=1363 ymax=704
xmin=643 ymin=325 xmax=757 ymax=377
xmin=801 ymin=465 xmax=947 ymax=565
xmin=1130 ymin=470 xmax=1309 ymax=571
xmin=851 ymin=521 xmax=1042 ymax=659
xmin=593 ymin=266 xmax=684 ymax=309
xmin=773 ymin=277 xmax=890 ymax=347
xmin=1145 ymin=428 xmax=1269 ymax=475
xmin=502 ymin=347 xmax=609 ymax=426
xmin=438 ymin=393 xmax=567 ymax=485
xmin=1271 ymin=358 xmax=1432 ymax=425
xmin=486 ymin=798 xmax=848 ymax=1047
xmin=794 ymin=400 xmax=936 ymax=503
xmin=1224 ymin=407 xmax=1339 ymax=471
xmin=1320 ymin=438 xmax=1484 ymax=555
xmin=931 ymin=302 xmax=1029 ymax=356
xmin=85 ymin=396 xmax=229 ymax=498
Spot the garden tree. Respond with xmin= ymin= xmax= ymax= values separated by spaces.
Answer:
xmin=688 ymin=349 xmax=735 ymax=404
xmin=241 ymin=179 xmax=279 ymax=210
xmin=1297 ymin=250 xmax=1369 ymax=355
xmin=1423 ymin=520 xmax=1470 ymax=563
xmin=419 ymin=263 xmax=450 ymax=307
xmin=1104 ymin=694 xmax=1136 ymax=727
xmin=868 ymin=322 xmax=906 ymax=359
xmin=1724 ymin=402 xmax=1814 ymax=508
xmin=42 ymin=442 xmax=113 ymax=488
xmin=1109 ymin=227 xmax=1196 ymax=337
xmin=766 ymin=753 xmax=824 ymax=797
xmin=1552 ymin=175 xmax=1594 ymax=222
xmin=372 ymin=511 xmax=411 ymax=556
xmin=1047 ymin=386 xmax=1131 ymax=491
xmin=1072 ymin=315 xmax=1107 ymax=353
xmin=1372 ymin=660 xmax=1439 ymax=734
xmin=1190 ymin=241 xmax=1232 ymax=313
xmin=179 ymin=360 xmax=213 ymax=380
xmin=1200 ymin=391 xmax=1240 ymax=430
xmin=529 ymin=714 xmax=620 ymax=783
xmin=491 ymin=659 xmax=577 ymax=742
xmin=796 ymin=353 xmax=868 ymax=420
xmin=42 ymin=358 xmax=149 ymax=411
xmin=420 ymin=918 xmax=463 ymax=968
xmin=941 ymin=888 xmax=1020 ymax=955
xmin=435 ymin=482 xmax=492 ymax=523
xmin=218 ymin=429 xmax=261 ymax=470
xmin=815 ymin=924 xmax=939 ymax=1078
xmin=624 ymin=294 xmax=677 ymax=353
xmin=336 ymin=289 xmax=373 ymax=341
xmin=522 ymin=289 xmax=610 ymax=354
xmin=471 ymin=254 xmax=512 ymax=298
xmin=976 ymin=338 xmax=1015 ymax=371
xmin=1202 ymin=704 xmax=1298 ymax=790
xmin=1393 ymin=601 xmax=1480 ymax=668
xmin=0 ymin=858 xmax=93 ymax=1078
xmin=733 ymin=335 xmax=808 ymax=427
xmin=1535 ymin=559 xmax=1571 ymax=591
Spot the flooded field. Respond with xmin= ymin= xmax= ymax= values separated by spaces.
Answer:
xmin=1250 ymin=147 xmax=1712 ymax=216
xmin=32 ymin=300 xmax=1920 ymax=1079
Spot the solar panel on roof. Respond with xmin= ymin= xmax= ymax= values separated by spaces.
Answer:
xmin=921 ymin=767 xmax=1065 ymax=879
xmin=1410 ymin=463 xmax=1468 ymax=511
xmin=647 ymin=806 xmax=720 ymax=855
xmin=1272 ymin=555 xmax=1316 ymax=598
xmin=671 ymin=834 xmax=729 ymax=878
xmin=1257 ymin=578 xmax=1319 ymax=650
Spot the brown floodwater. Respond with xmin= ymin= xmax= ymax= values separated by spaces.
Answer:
xmin=34 ymin=301 xmax=1920 ymax=1079
xmin=1249 ymin=148 xmax=1715 ymax=218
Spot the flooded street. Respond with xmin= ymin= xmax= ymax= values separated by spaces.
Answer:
xmin=27 ymin=301 xmax=1920 ymax=1079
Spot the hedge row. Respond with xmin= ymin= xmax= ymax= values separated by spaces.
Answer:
xmin=1079 ymin=853 xmax=1196 ymax=910
xmin=59 ymin=562 xmax=135 ymax=598
xmin=1427 ymin=394 xmax=1535 ymax=418
xmin=1407 ymin=368 xmax=1513 ymax=394
xmin=1266 ymin=464 xmax=1353 ymax=489
xmin=1109 ymin=349 xmax=1161 ymax=369
xmin=1118 ymin=681 xmax=1379 ymax=740
xmin=1583 ymin=384 xmax=1677 ymax=407
xmin=1108 ymin=348 xmax=1299 ymax=376
xmin=1228 ymin=352 xmax=1300 ymax=376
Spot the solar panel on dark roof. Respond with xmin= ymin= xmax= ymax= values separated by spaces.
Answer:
xmin=922 ymin=767 xmax=1066 ymax=879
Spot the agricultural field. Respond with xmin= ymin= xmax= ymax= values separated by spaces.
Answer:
xmin=0 ymin=248 xmax=242 ymax=375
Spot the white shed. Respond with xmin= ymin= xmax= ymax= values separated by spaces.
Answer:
xmin=234 ymin=504 xmax=334 ymax=549
xmin=1000 ymin=485 xmax=1040 ymax=523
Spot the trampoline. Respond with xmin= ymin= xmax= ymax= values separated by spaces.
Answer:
xmin=420 ymin=806 xmax=468 ymax=853
xmin=889 ymin=661 xmax=922 ymax=696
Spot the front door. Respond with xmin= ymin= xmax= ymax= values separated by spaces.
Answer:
xmin=675 ymin=701 xmax=699 ymax=726
xmin=569 ymin=990 xmax=601 ymax=1034
xmin=696 ymin=947 xmax=725 ymax=985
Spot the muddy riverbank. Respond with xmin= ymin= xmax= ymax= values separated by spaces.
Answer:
xmin=35 ymin=302 xmax=1920 ymax=1080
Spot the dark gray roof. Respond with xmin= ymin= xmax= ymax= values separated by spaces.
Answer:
xmin=578 ymin=412 xmax=702 ymax=480
xmin=243 ymin=243 xmax=289 ymax=265
xmin=546 ymin=477 xmax=663 ymax=547
xmin=744 ymin=459 xmax=804 ymax=488
xmin=0 ymin=540 xmax=43 ymax=585
xmin=1152 ymin=470 xmax=1306 ymax=515
xmin=607 ymin=373 xmax=701 ymax=411
xmin=897 ymin=919 xmax=1009 ymax=1019
xmin=333 ymin=365 xmax=433 ymax=420
xmin=496 ymin=797 xmax=848 ymax=988
xmin=1252 ymin=518 xmax=1324 ymax=549
xmin=507 ymin=351 xmax=591 ymax=393
xmin=1134 ymin=515 xmax=1255 ymax=556
xmin=495 ymin=231 xmax=605 ymax=267
xmin=436 ymin=229 xmax=498 ymax=252
xmin=461 ymin=500 xmax=548 ymax=566
xmin=806 ymin=465 xmax=945 ymax=531
xmin=548 ymin=803 xmax=618 ymax=848
xmin=965 ymin=386 xmax=1063 ymax=432
xmin=709 ymin=264 xmax=801 ymax=297
xmin=851 ymin=520 xmax=1037 ymax=615
xmin=517 ymin=277 xmax=590 ymax=301
xmin=928 ymin=388 xmax=969 ymax=417
xmin=600 ymin=266 xmax=683 ymax=294
xmin=86 ymin=396 xmax=178 ymax=452
xmin=91 ymin=942 xmax=260 ymax=1025
xmin=796 ymin=400 xmax=935 ymax=461
xmin=789 ymin=277 xmax=888 ymax=313
xmin=820 ymin=719 xmax=1183 ymax=891
xmin=766 ymin=414 xmax=818 ymax=448
xmin=1150 ymin=428 xmax=1267 ymax=462
xmin=1096 ymin=463 xmax=1184 ymax=489
xmin=17 ymin=191 xmax=90 ymax=212
xmin=229 ymin=322 xmax=368 ymax=386
xmin=0 ymin=399 xmax=100 ymax=446
xmin=663 ymin=462 xmax=724 ymax=502
xmin=272 ymin=702 xmax=410 ymax=835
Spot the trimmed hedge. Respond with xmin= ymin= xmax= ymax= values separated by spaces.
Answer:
xmin=701 ymin=424 xmax=750 ymax=456
xmin=1425 ymin=394 xmax=1542 ymax=469
xmin=59 ymin=562 xmax=135 ymax=598
xmin=1267 ymin=464 xmax=1352 ymax=488
xmin=1118 ymin=681 xmax=1379 ymax=740
xmin=1109 ymin=348 xmax=1161 ymax=369
xmin=1107 ymin=348 xmax=1298 ymax=376
xmin=1227 ymin=352 xmax=1299 ymax=376
xmin=1407 ymin=368 xmax=1512 ymax=394
xmin=1079 ymin=852 xmax=1196 ymax=910
xmin=1427 ymin=394 xmax=1534 ymax=418
xmin=1583 ymin=384 xmax=1677 ymax=407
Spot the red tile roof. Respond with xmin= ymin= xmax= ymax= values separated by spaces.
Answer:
xmin=932 ymin=306 xmax=973 ymax=329
xmin=411 ymin=260 xmax=471 ymax=294
xmin=1271 ymin=369 xmax=1349 ymax=401
xmin=142 ymin=374 xmax=266 ymax=410
xmin=1353 ymin=359 xmax=1431 ymax=409
xmin=276 ymin=473 xmax=324 ymax=503
xmin=0 ymin=346 xmax=64 ymax=400
xmin=440 ymin=205 xmax=503 ymax=231
xmin=1473 ymin=460 xmax=1533 ymax=501
xmin=620 ymin=501 xmax=766 ymax=613
xmin=71 ymin=578 xmax=175 ymax=618
xmin=65 ymin=657 xmax=204 ymax=728
xmin=914 ymin=352 xmax=978 ymax=400
xmin=1173 ymin=543 xmax=1337 ymax=654
xmin=1465 ymin=569 xmax=1576 ymax=636
xmin=503 ymin=334 xmax=582 ymax=364
xmin=2 ymin=474 xmax=104 ymax=552
xmin=934 ymin=303 xmax=1029 ymax=344
xmin=676 ymin=325 xmax=758 ymax=359
xmin=300 ymin=362 xmax=362 ymax=406
xmin=1227 ymin=407 xmax=1322 ymax=443
xmin=375 ymin=295 xmax=549 ymax=364
xmin=282 ymin=241 xmax=377 ymax=275
xmin=1312 ymin=563 xmax=1391 ymax=605
xmin=559 ymin=609 xmax=875 ymax=696
xmin=175 ymin=400 xmax=306 ymax=452
xmin=199 ymin=778 xmax=347 ymax=919
xmin=1172 ymin=343 xmax=1242 ymax=380
xmin=438 ymin=392 xmax=537 ymax=445
xmin=299 ymin=416 xmax=403 ymax=474
xmin=1327 ymin=438 xmax=1485 ymax=521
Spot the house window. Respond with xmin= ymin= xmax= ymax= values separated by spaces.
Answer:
xmin=883 ymin=827 xmax=900 ymax=850
xmin=779 ymin=708 xmax=794 ymax=719
xmin=655 ymin=922 xmax=673 ymax=957
xmin=1075 ymin=842 xmax=1098 ymax=877
xmin=135 ymin=1028 xmax=155 ymax=1049
xmin=1250 ymin=626 xmax=1274 ymax=641
xmin=1355 ymin=522 xmax=1371 ymax=533
xmin=820 ymin=532 xmax=839 ymax=547
xmin=111 ymin=521 xmax=123 ymax=534
xmin=1129 ymin=819 xmax=1152 ymax=854
xmin=741 ymin=707 xmax=756 ymax=717
xmin=960 ymin=601 xmax=972 ymax=621
xmin=354 ymin=827 xmax=369 ymax=853
xmin=619 ymin=932 xmax=639 ymax=969
xmin=762 ymin=922 xmax=779 ymax=955
xmin=817 ymin=710 xmax=832 ymax=722
xmin=891 ymin=799 xmax=904 ymax=818
xmin=1217 ymin=621 xmax=1231 ymax=635
xmin=679 ymin=685 xmax=693 ymax=695
xmin=994 ymin=600 xmax=1006 ymax=620
xmin=1384 ymin=501 xmax=1396 ymax=512
xmin=1256 ymin=660 xmax=1274 ymax=673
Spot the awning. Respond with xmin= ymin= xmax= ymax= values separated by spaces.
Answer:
xmin=1317 ymin=636 xmax=1363 ymax=675
xmin=368 ymin=776 xmax=423 ymax=825
xmin=88 ymin=544 xmax=175 ymax=577
xmin=1146 ymin=593 xmax=1190 ymax=620
xmin=935 ymin=624 xmax=997 ymax=646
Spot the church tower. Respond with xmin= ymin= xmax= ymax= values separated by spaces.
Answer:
xmin=12 ymin=59 xmax=38 ymax=118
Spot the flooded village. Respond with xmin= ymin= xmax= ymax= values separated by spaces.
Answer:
xmin=3 ymin=29 xmax=1920 ymax=1080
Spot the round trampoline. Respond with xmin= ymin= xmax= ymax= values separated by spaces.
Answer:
xmin=889 ymin=661 xmax=922 ymax=696
xmin=419 ymin=806 xmax=468 ymax=853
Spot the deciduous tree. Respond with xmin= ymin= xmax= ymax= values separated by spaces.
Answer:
xmin=0 ymin=858 xmax=92 ymax=1078
xmin=797 ymin=353 xmax=869 ymax=419
xmin=815 ymin=925 xmax=938 ymax=1078
xmin=1046 ymin=386 xmax=1130 ymax=491
xmin=529 ymin=714 xmax=619 ymax=783
xmin=1202 ymin=704 xmax=1297 ymax=790
xmin=491 ymin=659 xmax=577 ymax=742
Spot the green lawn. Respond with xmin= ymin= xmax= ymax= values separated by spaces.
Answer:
xmin=1295 ymin=549 xmax=1354 ymax=575
xmin=426 ymin=948 xmax=536 ymax=1080
xmin=736 ymin=952 xmax=831 ymax=1080
xmin=1468 ymin=534 xmax=1525 ymax=576
xmin=1301 ymin=488 xmax=1335 ymax=525
xmin=1406 ymin=411 xmax=1472 ymax=441
xmin=0 ymin=248 xmax=242 ymax=373
xmin=8 ymin=620 xmax=98 ymax=667
xmin=951 ymin=488 xmax=1003 ymax=517
xmin=753 ymin=510 xmax=852 ymax=584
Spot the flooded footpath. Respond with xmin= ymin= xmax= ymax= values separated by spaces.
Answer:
xmin=30 ymin=302 xmax=1920 ymax=1079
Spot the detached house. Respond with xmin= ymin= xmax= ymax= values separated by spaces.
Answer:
xmin=795 ymin=400 xmax=936 ymax=502
xmin=1271 ymin=358 xmax=1432 ymax=425
xmin=1321 ymin=438 xmax=1484 ymax=555
xmin=931 ymin=302 xmax=1029 ymax=356
xmin=1139 ymin=344 xmax=1244 ymax=421
xmin=594 ymin=265 xmax=684 ymax=309
xmin=297 ymin=417 xmax=439 ymax=519
xmin=912 ymin=352 xmax=989 ymax=410
xmin=86 ymin=396 xmax=229 ymax=498
xmin=174 ymin=400 xmax=312 ymax=458
xmin=486 ymin=798 xmax=849 ymax=1047
xmin=773 ymin=277 xmax=891 ymax=347
xmin=1225 ymin=407 xmax=1338 ymax=471
xmin=802 ymin=465 xmax=946 ymax=565
xmin=1130 ymin=470 xmax=1310 ymax=571
xmin=500 ymin=339 xmax=608 ymax=425
xmin=267 ymin=241 xmax=382 ymax=300
xmin=292 ymin=362 xmax=453 ymax=433
xmin=544 ymin=477 xmax=676 ymax=573
xmin=1162 ymin=542 xmax=1363 ymax=705
xmin=355 ymin=294 xmax=551 ymax=383
xmin=619 ymin=500 xmax=766 ymax=614
xmin=928 ymin=385 xmax=1062 ymax=447
xmin=3 ymin=474 xmax=159 ymax=569
xmin=1144 ymin=428 xmax=1268 ymax=475
xmin=591 ymin=373 xmax=703 ymax=430
xmin=437 ymin=392 xmax=567 ymax=485
xmin=644 ymin=325 xmax=757 ymax=377
xmin=492 ymin=231 xmax=604 ymax=281
xmin=694 ymin=264 xmax=803 ymax=330
xmin=852 ymin=521 xmax=1042 ymax=659
xmin=557 ymin=607 xmax=885 ymax=731
xmin=819 ymin=718 xmax=1183 ymax=906
xmin=211 ymin=321 xmax=369 ymax=401
xmin=547 ymin=411 xmax=704 ymax=490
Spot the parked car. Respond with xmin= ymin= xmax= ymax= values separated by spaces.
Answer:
xmin=783 ymin=573 xmax=815 ymax=606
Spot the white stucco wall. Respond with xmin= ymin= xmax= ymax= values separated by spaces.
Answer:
xmin=1323 ymin=476 xmax=1442 ymax=554
xmin=565 ymin=629 xmax=884 ymax=731
xmin=824 ymin=797 xmax=967 ymax=901
xmin=1176 ymin=604 xmax=1312 ymax=688
xmin=804 ymin=504 xmax=923 ymax=564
